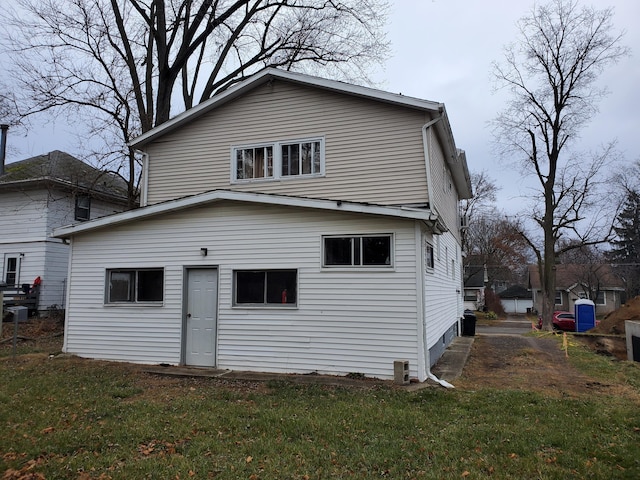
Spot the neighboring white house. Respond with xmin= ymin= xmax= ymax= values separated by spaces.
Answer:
xmin=54 ymin=68 xmax=472 ymax=382
xmin=0 ymin=150 xmax=130 ymax=313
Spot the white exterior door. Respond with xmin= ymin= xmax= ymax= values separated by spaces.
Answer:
xmin=184 ymin=268 xmax=218 ymax=367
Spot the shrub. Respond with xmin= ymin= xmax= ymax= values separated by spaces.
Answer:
xmin=484 ymin=288 xmax=505 ymax=316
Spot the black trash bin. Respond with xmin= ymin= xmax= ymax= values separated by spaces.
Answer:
xmin=462 ymin=310 xmax=477 ymax=337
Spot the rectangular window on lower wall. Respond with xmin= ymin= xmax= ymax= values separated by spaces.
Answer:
xmin=323 ymin=234 xmax=393 ymax=268
xmin=234 ymin=269 xmax=297 ymax=306
xmin=106 ymin=268 xmax=164 ymax=304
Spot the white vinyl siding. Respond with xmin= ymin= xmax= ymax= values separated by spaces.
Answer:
xmin=63 ymin=203 xmax=421 ymax=379
xmin=423 ymin=229 xmax=463 ymax=352
xmin=144 ymin=81 xmax=429 ymax=206
xmin=426 ymin=129 xmax=462 ymax=243
xmin=1 ymin=186 xmax=128 ymax=312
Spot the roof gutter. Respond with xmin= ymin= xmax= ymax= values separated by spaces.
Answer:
xmin=0 ymin=124 xmax=8 ymax=176
xmin=422 ymin=114 xmax=443 ymax=223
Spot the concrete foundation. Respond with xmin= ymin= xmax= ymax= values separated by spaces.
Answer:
xmin=625 ymin=321 xmax=640 ymax=362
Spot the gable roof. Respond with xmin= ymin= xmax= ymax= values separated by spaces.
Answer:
xmin=0 ymin=150 xmax=130 ymax=201
xmin=53 ymin=189 xmax=444 ymax=239
xmin=498 ymin=285 xmax=532 ymax=299
xmin=464 ymin=266 xmax=486 ymax=288
xmin=528 ymin=264 xmax=625 ymax=291
xmin=129 ymin=68 xmax=471 ymax=199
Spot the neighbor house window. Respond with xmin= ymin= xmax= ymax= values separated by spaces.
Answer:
xmin=4 ymin=255 xmax=20 ymax=286
xmin=232 ymin=137 xmax=324 ymax=182
xmin=234 ymin=270 xmax=297 ymax=306
xmin=75 ymin=195 xmax=91 ymax=221
xmin=107 ymin=269 xmax=164 ymax=303
xmin=595 ymin=291 xmax=605 ymax=305
xmin=555 ymin=290 xmax=562 ymax=305
xmin=323 ymin=235 xmax=392 ymax=267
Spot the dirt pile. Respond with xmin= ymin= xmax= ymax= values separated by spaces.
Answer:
xmin=591 ymin=295 xmax=640 ymax=335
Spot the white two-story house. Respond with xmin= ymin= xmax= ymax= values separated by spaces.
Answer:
xmin=1 ymin=150 xmax=130 ymax=313
xmin=54 ymin=69 xmax=472 ymax=382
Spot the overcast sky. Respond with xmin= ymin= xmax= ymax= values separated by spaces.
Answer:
xmin=5 ymin=0 xmax=639 ymax=214
xmin=373 ymin=0 xmax=640 ymax=214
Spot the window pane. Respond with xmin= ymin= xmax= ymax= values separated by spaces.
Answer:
xmin=5 ymin=257 xmax=17 ymax=285
xmin=236 ymin=271 xmax=265 ymax=303
xmin=75 ymin=195 xmax=91 ymax=221
xmin=362 ymin=236 xmax=390 ymax=265
xmin=301 ymin=142 xmax=311 ymax=174
xmin=243 ymin=149 xmax=254 ymax=178
xmin=255 ymin=147 xmax=265 ymax=178
xmin=266 ymin=146 xmax=273 ymax=177
xmin=325 ymin=237 xmax=354 ymax=265
xmin=110 ymin=271 xmax=133 ymax=302
xmin=313 ymin=141 xmax=321 ymax=173
xmin=426 ymin=243 xmax=434 ymax=269
xmin=282 ymin=145 xmax=290 ymax=176
xmin=282 ymin=143 xmax=300 ymax=176
xmin=236 ymin=150 xmax=245 ymax=179
xmin=137 ymin=270 xmax=164 ymax=302
xmin=266 ymin=270 xmax=297 ymax=304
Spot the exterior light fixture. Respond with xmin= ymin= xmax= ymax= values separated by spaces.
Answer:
xmin=200 ymin=248 xmax=208 ymax=256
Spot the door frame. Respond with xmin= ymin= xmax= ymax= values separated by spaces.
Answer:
xmin=181 ymin=266 xmax=220 ymax=366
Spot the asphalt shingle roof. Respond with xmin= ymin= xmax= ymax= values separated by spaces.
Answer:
xmin=0 ymin=150 xmax=129 ymax=199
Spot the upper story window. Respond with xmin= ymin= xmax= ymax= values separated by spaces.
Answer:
xmin=75 ymin=194 xmax=91 ymax=221
xmin=232 ymin=137 xmax=324 ymax=183
xmin=236 ymin=145 xmax=273 ymax=180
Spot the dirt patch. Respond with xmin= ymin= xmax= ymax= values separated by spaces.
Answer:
xmin=0 ymin=317 xmax=64 ymax=354
xmin=455 ymin=333 xmax=635 ymax=399
xmin=577 ymin=335 xmax=628 ymax=360
xmin=591 ymin=295 xmax=640 ymax=335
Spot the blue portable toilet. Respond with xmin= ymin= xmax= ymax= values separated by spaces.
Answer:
xmin=574 ymin=299 xmax=596 ymax=332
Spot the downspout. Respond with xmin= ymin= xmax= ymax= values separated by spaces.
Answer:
xmin=421 ymin=114 xmax=443 ymax=211
xmin=0 ymin=124 xmax=9 ymax=176
xmin=420 ymin=115 xmax=455 ymax=388
xmin=136 ymin=150 xmax=150 ymax=207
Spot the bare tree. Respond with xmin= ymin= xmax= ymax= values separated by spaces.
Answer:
xmin=1 ymin=0 xmax=390 ymax=207
xmin=492 ymin=0 xmax=628 ymax=330
xmin=465 ymin=214 xmax=532 ymax=288
xmin=460 ymin=170 xmax=499 ymax=254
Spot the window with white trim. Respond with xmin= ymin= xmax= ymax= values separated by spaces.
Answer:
xmin=106 ymin=268 xmax=164 ymax=303
xmin=234 ymin=269 xmax=297 ymax=306
xmin=323 ymin=235 xmax=392 ymax=268
xmin=554 ymin=290 xmax=562 ymax=305
xmin=425 ymin=241 xmax=434 ymax=270
xmin=232 ymin=137 xmax=324 ymax=182
xmin=3 ymin=254 xmax=20 ymax=286
xmin=595 ymin=291 xmax=605 ymax=305
xmin=75 ymin=194 xmax=91 ymax=221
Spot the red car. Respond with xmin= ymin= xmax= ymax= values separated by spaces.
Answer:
xmin=537 ymin=311 xmax=599 ymax=331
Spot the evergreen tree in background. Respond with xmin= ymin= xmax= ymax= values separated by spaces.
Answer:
xmin=608 ymin=190 xmax=640 ymax=298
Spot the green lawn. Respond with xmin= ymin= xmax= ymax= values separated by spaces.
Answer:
xmin=1 ymin=340 xmax=639 ymax=479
